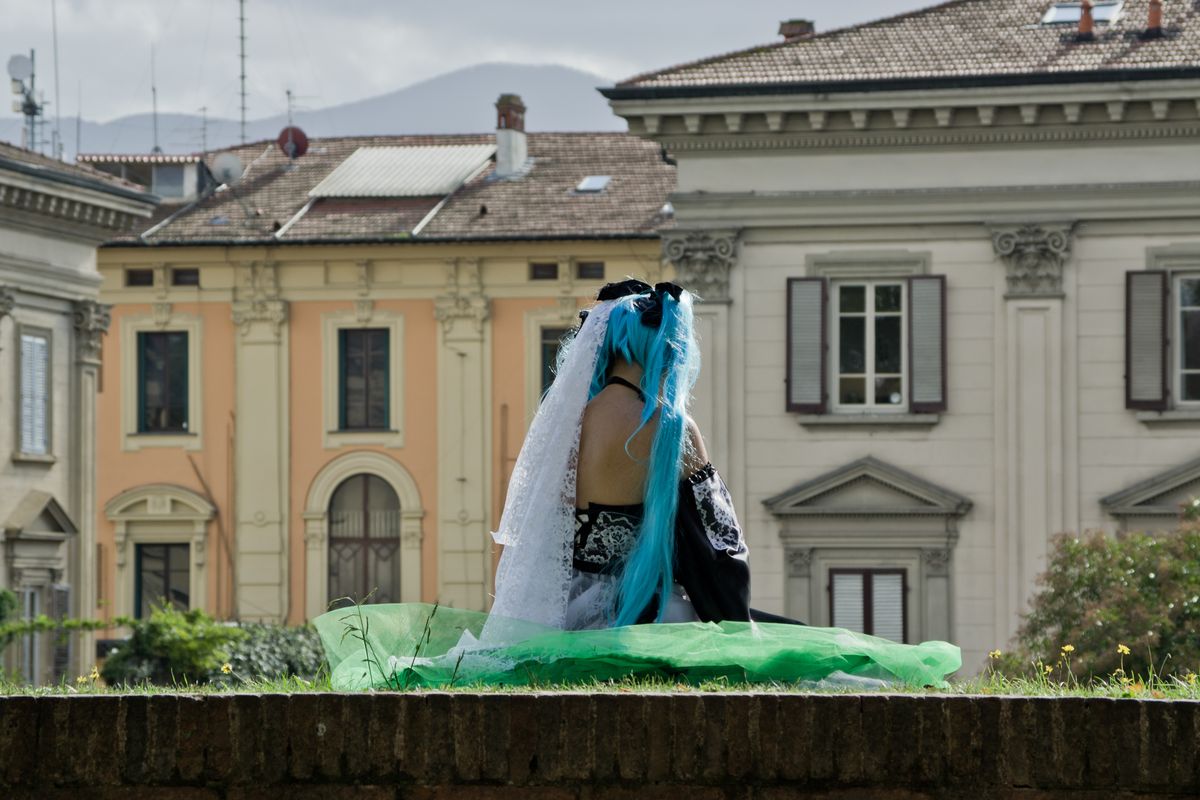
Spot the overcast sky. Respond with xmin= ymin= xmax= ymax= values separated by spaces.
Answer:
xmin=2 ymin=0 xmax=928 ymax=124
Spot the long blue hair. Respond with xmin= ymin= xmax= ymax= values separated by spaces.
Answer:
xmin=585 ymin=289 xmax=701 ymax=625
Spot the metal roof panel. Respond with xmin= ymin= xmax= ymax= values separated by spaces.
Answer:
xmin=309 ymin=144 xmax=496 ymax=198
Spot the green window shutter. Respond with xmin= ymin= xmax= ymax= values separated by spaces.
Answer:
xmin=909 ymin=275 xmax=947 ymax=413
xmin=1126 ymin=271 xmax=1168 ymax=411
xmin=786 ymin=277 xmax=827 ymax=413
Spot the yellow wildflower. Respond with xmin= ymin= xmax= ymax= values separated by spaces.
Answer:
xmin=1188 ymin=673 xmax=1197 ymax=687
xmin=75 ymin=674 xmax=88 ymax=685
xmin=1117 ymin=644 xmax=1131 ymax=656
xmin=89 ymin=665 xmax=100 ymax=681
xmin=1043 ymin=664 xmax=1054 ymax=675
xmin=1060 ymin=644 xmax=1075 ymax=654
xmin=221 ymin=663 xmax=233 ymax=675
xmin=988 ymin=649 xmax=1002 ymax=659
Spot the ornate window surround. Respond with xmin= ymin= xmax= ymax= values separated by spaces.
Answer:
xmin=302 ymin=450 xmax=424 ymax=619
xmin=104 ymin=484 xmax=213 ymax=619
xmin=118 ymin=310 xmax=203 ymax=451
xmin=764 ymin=457 xmax=970 ymax=643
xmin=321 ymin=308 xmax=405 ymax=449
xmin=13 ymin=322 xmax=55 ymax=463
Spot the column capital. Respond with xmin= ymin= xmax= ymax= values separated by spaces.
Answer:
xmin=662 ymin=228 xmax=741 ymax=304
xmin=786 ymin=547 xmax=813 ymax=578
xmin=990 ymin=222 xmax=1074 ymax=298
xmin=72 ymin=299 xmax=112 ymax=364
xmin=0 ymin=285 xmax=15 ymax=319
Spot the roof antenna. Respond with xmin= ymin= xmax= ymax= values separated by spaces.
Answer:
xmin=239 ymin=0 xmax=248 ymax=144
xmin=50 ymin=0 xmax=63 ymax=159
xmin=199 ymin=105 xmax=208 ymax=155
xmin=151 ymin=44 xmax=162 ymax=153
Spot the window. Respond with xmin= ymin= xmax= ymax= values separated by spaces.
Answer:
xmin=134 ymin=543 xmax=190 ymax=618
xmin=18 ymin=330 xmax=50 ymax=456
xmin=137 ymin=331 xmax=189 ymax=432
xmin=540 ymin=327 xmax=571 ymax=396
xmin=787 ymin=274 xmax=945 ymax=415
xmin=339 ymin=328 xmax=389 ymax=430
xmin=126 ymin=269 xmax=154 ymax=287
xmin=327 ymin=474 xmax=401 ymax=606
xmin=576 ymin=261 xmax=605 ymax=281
xmin=832 ymin=281 xmax=905 ymax=410
xmin=171 ymin=268 xmax=200 ymax=287
xmin=1041 ymin=1 xmax=1122 ymax=25
xmin=530 ymin=262 xmax=559 ymax=281
xmin=1177 ymin=276 xmax=1200 ymax=404
xmin=151 ymin=164 xmax=185 ymax=198
xmin=829 ymin=568 xmax=907 ymax=642
xmin=575 ymin=175 xmax=611 ymax=193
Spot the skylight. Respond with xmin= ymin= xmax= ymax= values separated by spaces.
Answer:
xmin=1041 ymin=1 xmax=1123 ymax=25
xmin=575 ymin=175 xmax=612 ymax=193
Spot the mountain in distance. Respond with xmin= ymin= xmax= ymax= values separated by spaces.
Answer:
xmin=0 ymin=62 xmax=625 ymax=157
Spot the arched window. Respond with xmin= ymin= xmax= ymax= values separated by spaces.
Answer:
xmin=327 ymin=474 xmax=401 ymax=606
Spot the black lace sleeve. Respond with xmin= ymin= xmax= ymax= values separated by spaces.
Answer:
xmin=673 ymin=464 xmax=751 ymax=623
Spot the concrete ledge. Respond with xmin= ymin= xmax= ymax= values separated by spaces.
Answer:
xmin=1 ymin=693 xmax=1198 ymax=798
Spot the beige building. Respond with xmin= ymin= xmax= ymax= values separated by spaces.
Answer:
xmin=606 ymin=0 xmax=1200 ymax=667
xmin=86 ymin=97 xmax=675 ymax=627
xmin=0 ymin=142 xmax=155 ymax=681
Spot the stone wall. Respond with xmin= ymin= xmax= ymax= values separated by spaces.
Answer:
xmin=1 ymin=693 xmax=1198 ymax=798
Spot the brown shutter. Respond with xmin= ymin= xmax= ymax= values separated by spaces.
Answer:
xmin=1126 ymin=271 xmax=1169 ymax=411
xmin=909 ymin=275 xmax=947 ymax=413
xmin=786 ymin=277 xmax=827 ymax=413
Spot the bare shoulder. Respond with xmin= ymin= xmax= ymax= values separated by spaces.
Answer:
xmin=683 ymin=416 xmax=710 ymax=475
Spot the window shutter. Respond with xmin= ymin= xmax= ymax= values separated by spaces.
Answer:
xmin=19 ymin=333 xmax=48 ymax=455
xmin=786 ymin=277 xmax=827 ymax=413
xmin=871 ymin=573 xmax=906 ymax=643
xmin=830 ymin=573 xmax=864 ymax=632
xmin=51 ymin=584 xmax=71 ymax=680
xmin=1126 ymin=271 xmax=1168 ymax=411
xmin=908 ymin=275 xmax=946 ymax=413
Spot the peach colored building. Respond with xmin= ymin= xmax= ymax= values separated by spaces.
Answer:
xmin=86 ymin=97 xmax=675 ymax=626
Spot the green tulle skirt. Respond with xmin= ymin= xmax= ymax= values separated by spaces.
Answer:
xmin=314 ymin=603 xmax=961 ymax=690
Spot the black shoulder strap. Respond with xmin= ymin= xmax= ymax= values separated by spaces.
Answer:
xmin=605 ymin=375 xmax=646 ymax=402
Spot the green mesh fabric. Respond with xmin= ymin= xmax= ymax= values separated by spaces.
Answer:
xmin=314 ymin=603 xmax=961 ymax=690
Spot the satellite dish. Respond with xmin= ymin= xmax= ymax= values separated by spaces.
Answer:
xmin=277 ymin=126 xmax=308 ymax=159
xmin=7 ymin=54 xmax=33 ymax=82
xmin=211 ymin=152 xmax=244 ymax=186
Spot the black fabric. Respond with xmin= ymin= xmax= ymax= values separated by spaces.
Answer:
xmin=605 ymin=375 xmax=646 ymax=402
xmin=572 ymin=502 xmax=642 ymax=574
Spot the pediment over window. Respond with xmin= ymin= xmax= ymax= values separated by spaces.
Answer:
xmin=3 ymin=490 xmax=77 ymax=538
xmin=1100 ymin=456 xmax=1200 ymax=520
xmin=105 ymin=484 xmax=214 ymax=523
xmin=763 ymin=457 xmax=972 ymax=519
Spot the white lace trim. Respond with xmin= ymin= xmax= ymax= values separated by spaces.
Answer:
xmin=692 ymin=473 xmax=744 ymax=553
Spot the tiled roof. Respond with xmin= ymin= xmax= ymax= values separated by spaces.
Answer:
xmin=115 ymin=132 xmax=674 ymax=245
xmin=613 ymin=0 xmax=1200 ymax=92
xmin=0 ymin=140 xmax=154 ymax=200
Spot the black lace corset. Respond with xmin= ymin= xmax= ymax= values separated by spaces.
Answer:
xmin=572 ymin=502 xmax=642 ymax=574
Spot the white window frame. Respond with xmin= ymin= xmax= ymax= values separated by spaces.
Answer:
xmin=322 ymin=309 xmax=405 ymax=449
xmin=120 ymin=312 xmax=203 ymax=451
xmin=1173 ymin=273 xmax=1200 ymax=408
xmin=829 ymin=279 xmax=908 ymax=413
xmin=15 ymin=324 xmax=53 ymax=460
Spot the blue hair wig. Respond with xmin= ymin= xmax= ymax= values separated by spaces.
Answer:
xmin=587 ymin=290 xmax=702 ymax=625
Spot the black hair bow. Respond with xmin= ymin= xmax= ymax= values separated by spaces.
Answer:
xmin=579 ymin=280 xmax=685 ymax=328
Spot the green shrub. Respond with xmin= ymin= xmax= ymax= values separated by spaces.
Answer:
xmin=101 ymin=603 xmax=247 ymax=686
xmin=216 ymin=621 xmax=325 ymax=683
xmin=1007 ymin=527 xmax=1200 ymax=679
xmin=0 ymin=589 xmax=16 ymax=652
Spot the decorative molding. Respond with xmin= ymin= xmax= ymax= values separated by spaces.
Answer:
xmin=764 ymin=456 xmax=973 ymax=519
xmin=435 ymin=258 xmax=490 ymax=334
xmin=72 ymin=299 xmax=111 ymax=363
xmin=1100 ymin=455 xmax=1200 ymax=519
xmin=922 ymin=548 xmax=951 ymax=576
xmin=661 ymin=229 xmax=739 ymax=304
xmin=354 ymin=299 xmax=373 ymax=324
xmin=787 ymin=548 xmax=813 ymax=578
xmin=990 ymin=223 xmax=1074 ymax=297
xmin=152 ymin=302 xmax=173 ymax=327
xmin=0 ymin=182 xmax=147 ymax=234
xmin=0 ymin=285 xmax=14 ymax=319
xmin=231 ymin=262 xmax=287 ymax=336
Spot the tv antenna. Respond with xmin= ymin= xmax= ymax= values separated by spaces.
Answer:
xmin=198 ymin=106 xmax=208 ymax=155
xmin=151 ymin=45 xmax=162 ymax=154
xmin=238 ymin=0 xmax=248 ymax=144
xmin=50 ymin=0 xmax=63 ymax=159
xmin=8 ymin=51 xmax=45 ymax=151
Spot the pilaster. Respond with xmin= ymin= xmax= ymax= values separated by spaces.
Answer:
xmin=434 ymin=258 xmax=492 ymax=610
xmin=232 ymin=262 xmax=290 ymax=621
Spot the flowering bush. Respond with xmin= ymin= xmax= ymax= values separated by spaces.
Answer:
xmin=1007 ymin=526 xmax=1200 ymax=678
xmin=101 ymin=603 xmax=247 ymax=685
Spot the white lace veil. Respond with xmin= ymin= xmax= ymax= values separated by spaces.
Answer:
xmin=479 ymin=301 xmax=615 ymax=643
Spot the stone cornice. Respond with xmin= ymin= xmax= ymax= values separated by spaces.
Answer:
xmin=0 ymin=175 xmax=153 ymax=237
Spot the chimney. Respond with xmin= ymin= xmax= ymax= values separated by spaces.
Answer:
xmin=495 ymin=93 xmax=527 ymax=179
xmin=1076 ymin=0 xmax=1096 ymax=41
xmin=779 ymin=19 xmax=815 ymax=42
xmin=1143 ymin=0 xmax=1164 ymax=39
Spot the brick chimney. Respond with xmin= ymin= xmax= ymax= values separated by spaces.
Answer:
xmin=495 ymin=94 xmax=527 ymax=179
xmin=1076 ymin=0 xmax=1096 ymax=41
xmin=1143 ymin=0 xmax=1164 ymax=38
xmin=779 ymin=19 xmax=815 ymax=42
